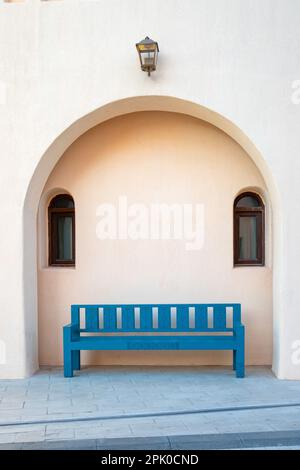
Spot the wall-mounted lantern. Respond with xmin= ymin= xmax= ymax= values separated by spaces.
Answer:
xmin=136 ymin=36 xmax=159 ymax=76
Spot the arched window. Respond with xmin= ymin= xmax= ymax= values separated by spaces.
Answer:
xmin=234 ymin=192 xmax=265 ymax=266
xmin=48 ymin=194 xmax=75 ymax=266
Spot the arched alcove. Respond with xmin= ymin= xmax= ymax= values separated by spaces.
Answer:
xmin=23 ymin=96 xmax=281 ymax=376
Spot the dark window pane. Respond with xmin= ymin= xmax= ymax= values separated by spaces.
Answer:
xmin=238 ymin=216 xmax=257 ymax=261
xmin=57 ymin=216 xmax=73 ymax=261
xmin=49 ymin=194 xmax=75 ymax=266
xmin=50 ymin=195 xmax=74 ymax=209
xmin=236 ymin=195 xmax=261 ymax=208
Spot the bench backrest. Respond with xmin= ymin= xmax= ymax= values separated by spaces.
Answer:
xmin=71 ymin=304 xmax=241 ymax=333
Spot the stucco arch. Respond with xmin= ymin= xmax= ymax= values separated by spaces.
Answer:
xmin=23 ymin=95 xmax=281 ymax=377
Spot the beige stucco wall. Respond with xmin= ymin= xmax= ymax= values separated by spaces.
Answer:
xmin=38 ymin=111 xmax=272 ymax=366
xmin=1 ymin=0 xmax=299 ymax=380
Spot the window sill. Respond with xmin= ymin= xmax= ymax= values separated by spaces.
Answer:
xmin=233 ymin=264 xmax=265 ymax=268
xmin=40 ymin=265 xmax=76 ymax=271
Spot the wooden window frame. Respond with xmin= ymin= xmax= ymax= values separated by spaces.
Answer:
xmin=48 ymin=196 xmax=75 ymax=267
xmin=234 ymin=192 xmax=265 ymax=267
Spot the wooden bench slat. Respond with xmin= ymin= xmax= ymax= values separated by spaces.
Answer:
xmin=85 ymin=306 xmax=99 ymax=331
xmin=121 ymin=305 xmax=135 ymax=331
xmin=158 ymin=305 xmax=171 ymax=331
xmin=213 ymin=305 xmax=227 ymax=330
xmin=233 ymin=304 xmax=241 ymax=326
xmin=195 ymin=305 xmax=208 ymax=329
xmin=176 ymin=305 xmax=190 ymax=331
xmin=103 ymin=306 xmax=117 ymax=331
xmin=139 ymin=305 xmax=153 ymax=331
xmin=71 ymin=305 xmax=80 ymax=327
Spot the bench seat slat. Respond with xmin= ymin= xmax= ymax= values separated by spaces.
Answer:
xmin=70 ymin=335 xmax=238 ymax=351
xmin=79 ymin=328 xmax=234 ymax=333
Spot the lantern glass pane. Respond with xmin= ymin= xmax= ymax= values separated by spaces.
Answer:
xmin=141 ymin=51 xmax=155 ymax=66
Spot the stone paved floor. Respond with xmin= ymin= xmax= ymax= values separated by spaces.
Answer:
xmin=0 ymin=366 xmax=300 ymax=447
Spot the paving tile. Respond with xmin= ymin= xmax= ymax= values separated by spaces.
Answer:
xmin=23 ymin=400 xmax=51 ymax=409
xmin=183 ymin=425 xmax=220 ymax=435
xmin=25 ymin=392 xmax=49 ymax=399
xmin=0 ymin=394 xmax=26 ymax=401
xmin=0 ymin=433 xmax=16 ymax=444
xmin=0 ymin=402 xmax=24 ymax=410
xmin=214 ymin=423 xmax=275 ymax=433
xmin=169 ymin=432 xmax=240 ymax=446
xmin=268 ymin=421 xmax=300 ymax=431
xmin=96 ymin=435 xmax=169 ymax=449
xmin=14 ymin=430 xmax=45 ymax=443
xmin=129 ymin=422 xmax=173 ymax=437
xmin=0 ymin=424 xmax=45 ymax=435
xmin=23 ymin=395 xmax=48 ymax=402
xmin=47 ymin=392 xmax=73 ymax=400
xmin=46 ymin=439 xmax=98 ymax=450
xmin=51 ymin=404 xmax=98 ymax=414
xmin=0 ymin=409 xmax=23 ymax=419
xmin=72 ymin=398 xmax=119 ymax=407
xmin=21 ymin=439 xmax=97 ymax=450
xmin=240 ymin=431 xmax=300 ymax=449
xmin=45 ymin=429 xmax=75 ymax=441
xmin=0 ymin=443 xmax=23 ymax=450
xmin=21 ymin=407 xmax=49 ymax=417
xmin=74 ymin=426 xmax=133 ymax=440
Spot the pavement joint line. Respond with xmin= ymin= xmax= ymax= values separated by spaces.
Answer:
xmin=0 ymin=401 xmax=300 ymax=428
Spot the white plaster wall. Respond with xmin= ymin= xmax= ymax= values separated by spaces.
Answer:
xmin=0 ymin=0 xmax=299 ymax=378
xmin=38 ymin=111 xmax=272 ymax=366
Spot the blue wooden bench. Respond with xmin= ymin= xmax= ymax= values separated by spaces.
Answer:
xmin=63 ymin=303 xmax=245 ymax=378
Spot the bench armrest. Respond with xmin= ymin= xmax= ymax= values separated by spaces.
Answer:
xmin=233 ymin=323 xmax=245 ymax=342
xmin=63 ymin=323 xmax=80 ymax=342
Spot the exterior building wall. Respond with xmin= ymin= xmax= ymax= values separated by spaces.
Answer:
xmin=38 ymin=111 xmax=272 ymax=366
xmin=0 ymin=0 xmax=299 ymax=378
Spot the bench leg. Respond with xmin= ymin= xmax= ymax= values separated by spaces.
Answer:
xmin=235 ymin=324 xmax=245 ymax=378
xmin=72 ymin=350 xmax=80 ymax=371
xmin=235 ymin=347 xmax=245 ymax=378
xmin=64 ymin=348 xmax=74 ymax=378
xmin=63 ymin=325 xmax=75 ymax=377
xmin=233 ymin=350 xmax=236 ymax=370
